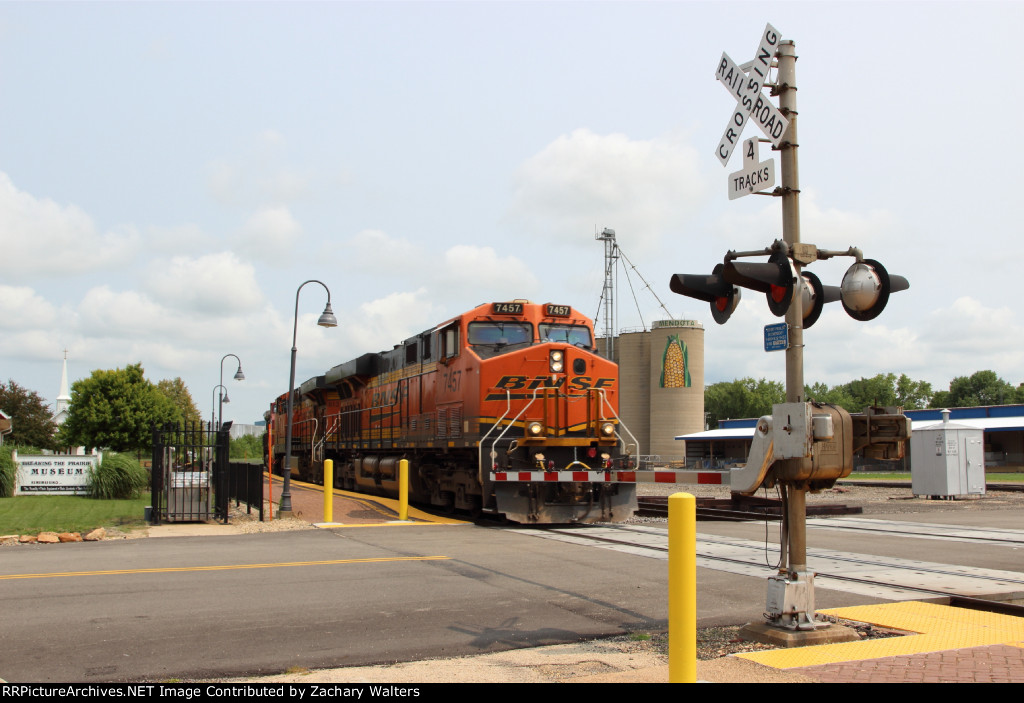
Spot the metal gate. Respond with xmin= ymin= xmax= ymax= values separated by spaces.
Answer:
xmin=151 ymin=422 xmax=230 ymax=525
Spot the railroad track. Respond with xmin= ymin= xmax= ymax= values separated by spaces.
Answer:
xmin=637 ymin=495 xmax=863 ymax=521
xmin=519 ymin=522 xmax=1024 ymax=617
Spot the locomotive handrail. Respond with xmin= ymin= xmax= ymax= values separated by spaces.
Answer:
xmin=595 ymin=388 xmax=641 ymax=468
xmin=479 ymin=387 xmax=543 ymax=483
xmin=477 ymin=389 xmax=513 ymax=484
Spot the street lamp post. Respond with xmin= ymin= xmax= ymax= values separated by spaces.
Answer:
xmin=280 ymin=279 xmax=337 ymax=516
xmin=219 ymin=354 xmax=245 ymax=430
xmin=211 ymin=384 xmax=229 ymax=432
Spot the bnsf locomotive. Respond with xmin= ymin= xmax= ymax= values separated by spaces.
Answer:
xmin=266 ymin=300 xmax=638 ymax=523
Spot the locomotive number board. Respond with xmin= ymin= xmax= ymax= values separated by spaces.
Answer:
xmin=545 ymin=304 xmax=571 ymax=317
xmin=492 ymin=302 xmax=524 ymax=314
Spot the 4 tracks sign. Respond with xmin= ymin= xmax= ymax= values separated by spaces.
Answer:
xmin=715 ymin=22 xmax=789 ymax=199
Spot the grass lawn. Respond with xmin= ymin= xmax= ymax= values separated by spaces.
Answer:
xmin=0 ymin=494 xmax=151 ymax=535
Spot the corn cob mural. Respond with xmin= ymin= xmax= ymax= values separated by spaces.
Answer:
xmin=659 ymin=334 xmax=691 ymax=388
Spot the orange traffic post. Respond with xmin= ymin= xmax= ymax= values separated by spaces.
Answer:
xmin=399 ymin=459 xmax=409 ymax=521
xmin=323 ymin=459 xmax=334 ymax=523
xmin=668 ymin=492 xmax=697 ymax=683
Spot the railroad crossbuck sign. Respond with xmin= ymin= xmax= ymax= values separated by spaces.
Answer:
xmin=715 ymin=23 xmax=790 ymax=167
xmin=729 ymin=137 xmax=776 ymax=199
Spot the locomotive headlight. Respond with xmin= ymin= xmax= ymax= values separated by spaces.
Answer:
xmin=549 ymin=350 xmax=564 ymax=373
xmin=527 ymin=421 xmax=544 ymax=436
xmin=600 ymin=422 xmax=616 ymax=437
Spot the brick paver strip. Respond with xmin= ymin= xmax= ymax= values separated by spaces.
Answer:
xmin=791 ymin=645 xmax=1024 ymax=683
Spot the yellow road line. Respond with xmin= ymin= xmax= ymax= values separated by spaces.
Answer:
xmin=0 ymin=555 xmax=451 ymax=581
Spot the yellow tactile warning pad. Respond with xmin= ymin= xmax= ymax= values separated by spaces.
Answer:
xmin=736 ymin=601 xmax=1024 ymax=669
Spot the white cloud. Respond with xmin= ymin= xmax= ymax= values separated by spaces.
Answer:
xmin=77 ymin=286 xmax=169 ymax=338
xmin=438 ymin=245 xmax=539 ymax=300
xmin=338 ymin=289 xmax=442 ymax=353
xmin=204 ymin=131 xmax=312 ymax=209
xmin=0 ymin=172 xmax=140 ymax=280
xmin=0 ymin=285 xmax=58 ymax=329
xmin=509 ymin=129 xmax=707 ymax=254
xmin=710 ymin=190 xmax=899 ymax=253
xmin=144 ymin=252 xmax=265 ymax=315
xmin=341 ymin=229 xmax=425 ymax=273
xmin=146 ymin=223 xmax=212 ymax=257
xmin=232 ymin=206 xmax=303 ymax=263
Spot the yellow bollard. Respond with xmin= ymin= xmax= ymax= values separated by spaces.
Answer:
xmin=323 ymin=460 xmax=334 ymax=523
xmin=668 ymin=492 xmax=697 ymax=683
xmin=398 ymin=459 xmax=409 ymax=521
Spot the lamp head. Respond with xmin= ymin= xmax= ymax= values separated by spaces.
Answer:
xmin=318 ymin=302 xmax=338 ymax=328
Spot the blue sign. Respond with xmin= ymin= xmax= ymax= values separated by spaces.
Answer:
xmin=764 ymin=322 xmax=788 ymax=352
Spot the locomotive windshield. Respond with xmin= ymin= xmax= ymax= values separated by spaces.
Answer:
xmin=468 ymin=322 xmax=533 ymax=358
xmin=539 ymin=323 xmax=593 ymax=348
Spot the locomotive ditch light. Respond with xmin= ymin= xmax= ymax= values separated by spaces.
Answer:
xmin=669 ymin=263 xmax=742 ymax=325
xmin=600 ymin=422 xmax=616 ymax=437
xmin=840 ymin=259 xmax=910 ymax=321
xmin=723 ymin=250 xmax=798 ymax=317
xmin=527 ymin=421 xmax=544 ymax=436
xmin=800 ymin=271 xmax=842 ymax=329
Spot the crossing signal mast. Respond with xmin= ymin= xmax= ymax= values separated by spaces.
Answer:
xmin=673 ymin=24 xmax=911 ymax=645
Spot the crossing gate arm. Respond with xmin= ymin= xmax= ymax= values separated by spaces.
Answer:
xmin=489 ymin=470 xmax=726 ymax=484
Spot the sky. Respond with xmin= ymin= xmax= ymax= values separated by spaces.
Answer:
xmin=1 ymin=1 xmax=1022 ymax=427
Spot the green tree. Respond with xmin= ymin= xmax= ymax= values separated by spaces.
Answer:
xmin=58 ymin=363 xmax=179 ymax=453
xmin=932 ymin=370 xmax=1017 ymax=408
xmin=0 ymin=380 xmax=57 ymax=450
xmin=895 ymin=374 xmax=933 ymax=409
xmin=804 ymin=381 xmax=855 ymax=409
xmin=230 ymin=433 xmax=264 ymax=461
xmin=156 ymin=377 xmax=202 ymax=427
xmin=805 ymin=373 xmax=933 ymax=412
xmin=704 ymin=378 xmax=784 ymax=428
xmin=843 ymin=373 xmax=898 ymax=410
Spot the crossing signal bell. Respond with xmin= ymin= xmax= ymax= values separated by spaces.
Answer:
xmin=840 ymin=259 xmax=910 ymax=322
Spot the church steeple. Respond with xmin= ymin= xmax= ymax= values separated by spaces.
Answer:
xmin=54 ymin=349 xmax=71 ymax=424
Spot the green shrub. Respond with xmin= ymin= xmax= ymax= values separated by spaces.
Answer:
xmin=0 ymin=450 xmax=15 ymax=498
xmin=89 ymin=453 xmax=149 ymax=499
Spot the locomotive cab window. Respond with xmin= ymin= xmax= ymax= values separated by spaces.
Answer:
xmin=440 ymin=324 xmax=460 ymax=360
xmin=468 ymin=322 xmax=533 ymax=359
xmin=539 ymin=323 xmax=593 ymax=349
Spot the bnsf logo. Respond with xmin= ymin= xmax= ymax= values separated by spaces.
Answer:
xmin=371 ymin=386 xmax=408 ymax=406
xmin=493 ymin=375 xmax=615 ymax=391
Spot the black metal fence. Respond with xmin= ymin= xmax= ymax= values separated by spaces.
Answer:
xmin=227 ymin=461 xmax=265 ymax=522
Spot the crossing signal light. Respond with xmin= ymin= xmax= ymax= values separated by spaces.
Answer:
xmin=723 ymin=250 xmax=798 ymax=317
xmin=840 ymin=259 xmax=910 ymax=321
xmin=669 ymin=264 xmax=742 ymax=324
xmin=671 ymin=251 xmax=908 ymax=326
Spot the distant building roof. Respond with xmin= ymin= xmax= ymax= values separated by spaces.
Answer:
xmin=677 ymin=405 xmax=1024 ymax=441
